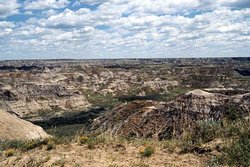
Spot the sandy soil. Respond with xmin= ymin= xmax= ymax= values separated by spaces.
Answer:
xmin=0 ymin=142 xmax=208 ymax=167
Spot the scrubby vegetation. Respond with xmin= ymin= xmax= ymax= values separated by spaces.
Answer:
xmin=139 ymin=146 xmax=154 ymax=157
xmin=4 ymin=149 xmax=15 ymax=157
xmin=0 ymin=140 xmax=43 ymax=152
xmin=180 ymin=116 xmax=250 ymax=166
xmin=0 ymin=138 xmax=61 ymax=152
xmin=1 ymin=118 xmax=249 ymax=166
xmin=2 ymin=109 xmax=249 ymax=166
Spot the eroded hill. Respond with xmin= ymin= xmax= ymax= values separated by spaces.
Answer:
xmin=0 ymin=58 xmax=249 ymax=166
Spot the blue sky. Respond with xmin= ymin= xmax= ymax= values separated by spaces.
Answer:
xmin=0 ymin=0 xmax=249 ymax=60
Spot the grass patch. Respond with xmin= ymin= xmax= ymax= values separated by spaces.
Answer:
xmin=224 ymin=132 xmax=250 ymax=166
xmin=84 ymin=90 xmax=121 ymax=109
xmin=216 ymin=120 xmax=250 ymax=166
xmin=46 ymin=124 xmax=85 ymax=138
xmin=192 ymin=120 xmax=222 ymax=143
xmin=0 ymin=138 xmax=59 ymax=152
xmin=78 ymin=136 xmax=89 ymax=145
xmin=77 ymin=135 xmax=106 ymax=149
xmin=46 ymin=141 xmax=56 ymax=150
xmin=0 ymin=140 xmax=44 ymax=151
xmin=161 ymin=139 xmax=181 ymax=153
xmin=4 ymin=149 xmax=15 ymax=157
xmin=139 ymin=146 xmax=154 ymax=158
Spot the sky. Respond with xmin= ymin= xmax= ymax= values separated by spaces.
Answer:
xmin=0 ymin=0 xmax=249 ymax=60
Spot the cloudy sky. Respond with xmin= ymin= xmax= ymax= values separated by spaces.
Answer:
xmin=0 ymin=0 xmax=249 ymax=60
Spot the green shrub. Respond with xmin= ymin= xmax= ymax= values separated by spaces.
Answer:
xmin=224 ymin=132 xmax=250 ymax=166
xmin=0 ymin=138 xmax=55 ymax=152
xmin=87 ymin=139 xmax=96 ymax=149
xmin=179 ymin=141 xmax=196 ymax=154
xmin=78 ymin=136 xmax=89 ymax=145
xmin=223 ymin=120 xmax=248 ymax=138
xmin=46 ymin=141 xmax=56 ymax=150
xmin=23 ymin=140 xmax=43 ymax=151
xmin=139 ymin=146 xmax=154 ymax=157
xmin=78 ymin=136 xmax=107 ymax=149
xmin=225 ymin=105 xmax=243 ymax=121
xmin=0 ymin=140 xmax=43 ymax=151
xmin=162 ymin=139 xmax=180 ymax=153
xmin=0 ymin=141 xmax=25 ymax=151
xmin=206 ymin=156 xmax=222 ymax=167
xmin=208 ymin=120 xmax=250 ymax=166
xmin=193 ymin=120 xmax=222 ymax=144
xmin=4 ymin=149 xmax=15 ymax=157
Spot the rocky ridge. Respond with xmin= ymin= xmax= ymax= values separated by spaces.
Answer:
xmin=90 ymin=89 xmax=250 ymax=140
xmin=0 ymin=82 xmax=90 ymax=118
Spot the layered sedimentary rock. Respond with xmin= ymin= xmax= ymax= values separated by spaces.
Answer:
xmin=0 ymin=82 xmax=90 ymax=117
xmin=91 ymin=89 xmax=250 ymax=140
xmin=0 ymin=109 xmax=50 ymax=141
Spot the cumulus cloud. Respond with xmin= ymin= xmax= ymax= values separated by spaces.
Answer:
xmin=25 ymin=0 xmax=70 ymax=10
xmin=0 ymin=0 xmax=249 ymax=59
xmin=0 ymin=21 xmax=15 ymax=28
xmin=195 ymin=0 xmax=250 ymax=10
xmin=0 ymin=0 xmax=19 ymax=17
xmin=79 ymin=0 xmax=108 ymax=5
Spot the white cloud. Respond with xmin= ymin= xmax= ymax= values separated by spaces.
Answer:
xmin=0 ymin=0 xmax=19 ymax=17
xmin=25 ymin=0 xmax=70 ymax=10
xmin=24 ymin=11 xmax=33 ymax=15
xmin=41 ymin=8 xmax=92 ymax=28
xmin=0 ymin=21 xmax=15 ymax=28
xmin=0 ymin=0 xmax=249 ymax=59
xmin=79 ymin=0 xmax=107 ymax=5
xmin=41 ymin=9 xmax=58 ymax=17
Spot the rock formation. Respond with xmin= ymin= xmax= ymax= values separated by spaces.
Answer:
xmin=0 ymin=82 xmax=91 ymax=118
xmin=0 ymin=109 xmax=50 ymax=141
xmin=90 ymin=89 xmax=250 ymax=140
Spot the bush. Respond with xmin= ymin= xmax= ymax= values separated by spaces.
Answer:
xmin=162 ymin=139 xmax=180 ymax=153
xmin=224 ymin=132 xmax=250 ymax=166
xmin=139 ymin=146 xmax=154 ymax=157
xmin=0 ymin=138 xmax=55 ymax=152
xmin=225 ymin=105 xmax=243 ymax=121
xmin=77 ymin=135 xmax=106 ymax=149
xmin=46 ymin=141 xmax=56 ymax=150
xmin=179 ymin=141 xmax=197 ymax=154
xmin=87 ymin=140 xmax=96 ymax=149
xmin=208 ymin=120 xmax=250 ymax=166
xmin=193 ymin=120 xmax=222 ymax=144
xmin=4 ymin=149 xmax=15 ymax=157
xmin=0 ymin=140 xmax=44 ymax=152
xmin=0 ymin=141 xmax=25 ymax=151
xmin=78 ymin=136 xmax=89 ymax=145
xmin=206 ymin=156 xmax=222 ymax=167
xmin=23 ymin=140 xmax=43 ymax=151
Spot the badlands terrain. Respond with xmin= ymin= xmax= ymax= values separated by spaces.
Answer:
xmin=0 ymin=58 xmax=249 ymax=166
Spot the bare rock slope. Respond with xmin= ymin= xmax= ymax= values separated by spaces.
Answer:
xmin=91 ymin=89 xmax=250 ymax=140
xmin=0 ymin=82 xmax=91 ymax=118
xmin=0 ymin=109 xmax=50 ymax=141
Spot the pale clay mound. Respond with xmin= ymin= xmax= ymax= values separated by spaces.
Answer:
xmin=185 ymin=89 xmax=217 ymax=97
xmin=0 ymin=109 xmax=50 ymax=141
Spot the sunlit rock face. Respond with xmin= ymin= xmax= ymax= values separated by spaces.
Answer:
xmin=0 ymin=82 xmax=91 ymax=118
xmin=0 ymin=109 xmax=50 ymax=141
